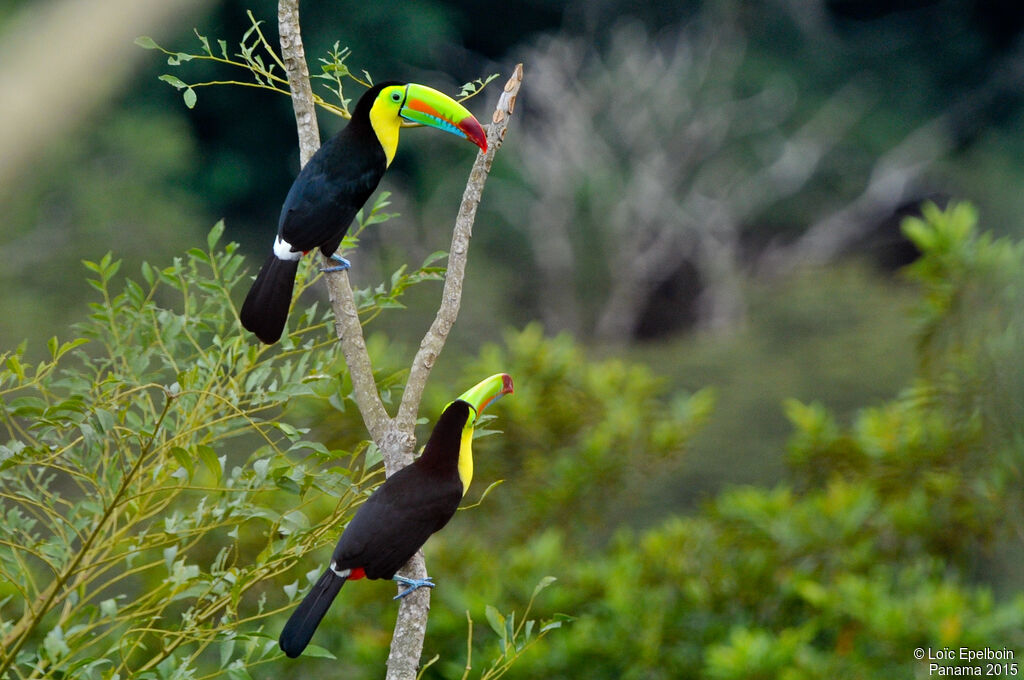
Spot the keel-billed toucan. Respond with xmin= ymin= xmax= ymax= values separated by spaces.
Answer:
xmin=279 ymin=373 xmax=514 ymax=658
xmin=240 ymin=82 xmax=488 ymax=344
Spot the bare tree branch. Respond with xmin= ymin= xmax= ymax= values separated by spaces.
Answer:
xmin=276 ymin=2 xmax=522 ymax=675
xmin=278 ymin=0 xmax=389 ymax=441
xmin=397 ymin=64 xmax=523 ymax=432
xmin=323 ymin=270 xmax=392 ymax=439
xmin=384 ymin=65 xmax=522 ymax=680
xmin=277 ymin=0 xmax=319 ymax=166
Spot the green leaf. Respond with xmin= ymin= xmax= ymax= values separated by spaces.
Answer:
xmin=220 ymin=636 xmax=235 ymax=668
xmin=275 ymin=475 xmax=302 ymax=496
xmin=135 ymin=36 xmax=159 ymax=50
xmin=485 ymin=605 xmax=506 ymax=639
xmin=505 ymin=611 xmax=516 ymax=649
xmin=422 ymin=250 xmax=448 ymax=268
xmin=183 ymin=87 xmax=197 ymax=109
xmin=163 ymin=545 xmax=178 ymax=570
xmin=364 ymin=442 xmax=383 ymax=469
xmin=901 ymin=216 xmax=935 ymax=251
xmin=194 ymin=30 xmax=211 ymax=56
xmin=275 ymin=421 xmax=302 ymax=440
xmin=141 ymin=260 xmax=155 ymax=286
xmin=540 ymin=613 xmax=574 ymax=634
xmin=302 ymin=644 xmax=338 ymax=659
xmin=43 ymin=625 xmax=70 ymax=660
xmin=159 ymin=74 xmax=188 ymax=90
xmin=207 ymin=220 xmax=226 ymax=251
xmin=100 ymin=598 xmax=118 ymax=617
xmin=280 ymin=509 xmax=309 ymax=533
xmin=532 ymin=575 xmax=557 ymax=599
xmin=197 ymin=445 xmax=222 ymax=481
xmin=171 ymin=447 xmax=195 ymax=478
xmin=283 ymin=580 xmax=298 ymax=600
xmin=539 ymin=620 xmax=563 ymax=634
xmin=187 ymin=247 xmax=210 ymax=265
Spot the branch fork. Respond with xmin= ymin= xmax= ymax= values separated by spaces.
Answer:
xmin=276 ymin=2 xmax=522 ymax=677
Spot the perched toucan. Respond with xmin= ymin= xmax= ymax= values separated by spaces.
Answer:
xmin=279 ymin=373 xmax=514 ymax=658
xmin=240 ymin=82 xmax=488 ymax=344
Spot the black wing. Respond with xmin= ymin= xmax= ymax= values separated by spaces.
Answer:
xmin=332 ymin=464 xmax=463 ymax=580
xmin=277 ymin=127 xmax=387 ymax=254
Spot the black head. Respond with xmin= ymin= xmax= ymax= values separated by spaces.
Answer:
xmin=416 ymin=400 xmax=473 ymax=468
xmin=351 ymin=80 xmax=405 ymax=120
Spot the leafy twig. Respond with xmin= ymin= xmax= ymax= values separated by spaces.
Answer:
xmin=137 ymin=11 xmax=349 ymax=118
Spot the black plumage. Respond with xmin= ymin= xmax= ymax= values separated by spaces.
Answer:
xmin=240 ymin=82 xmax=398 ymax=344
xmin=279 ymin=401 xmax=471 ymax=658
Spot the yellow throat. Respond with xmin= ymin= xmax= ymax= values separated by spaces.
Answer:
xmin=368 ymin=96 xmax=401 ymax=166
xmin=457 ymin=425 xmax=474 ymax=496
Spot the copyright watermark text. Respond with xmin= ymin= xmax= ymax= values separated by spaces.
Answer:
xmin=914 ymin=647 xmax=1018 ymax=676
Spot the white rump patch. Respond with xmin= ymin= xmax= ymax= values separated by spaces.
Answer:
xmin=329 ymin=561 xmax=351 ymax=578
xmin=273 ymin=236 xmax=302 ymax=261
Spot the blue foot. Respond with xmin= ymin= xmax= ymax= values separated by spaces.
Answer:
xmin=392 ymin=575 xmax=435 ymax=599
xmin=320 ymin=254 xmax=351 ymax=273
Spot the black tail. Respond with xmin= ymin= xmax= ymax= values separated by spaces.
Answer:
xmin=279 ymin=569 xmax=346 ymax=658
xmin=239 ymin=254 xmax=299 ymax=344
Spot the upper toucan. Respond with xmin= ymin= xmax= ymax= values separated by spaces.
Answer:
xmin=240 ymin=82 xmax=488 ymax=344
xmin=278 ymin=373 xmax=514 ymax=658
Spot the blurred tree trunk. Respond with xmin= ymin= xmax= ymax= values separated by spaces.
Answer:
xmin=0 ymin=0 xmax=211 ymax=196
xmin=511 ymin=21 xmax=867 ymax=343
xmin=760 ymin=37 xmax=1024 ymax=275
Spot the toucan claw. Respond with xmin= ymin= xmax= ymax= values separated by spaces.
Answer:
xmin=320 ymin=254 xmax=351 ymax=273
xmin=392 ymin=575 xmax=435 ymax=599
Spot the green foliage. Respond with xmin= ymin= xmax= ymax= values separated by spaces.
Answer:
xmin=413 ymin=203 xmax=1024 ymax=678
xmin=456 ymin=75 xmax=501 ymax=103
xmin=0 ymin=108 xmax=210 ymax=354
xmin=628 ymin=262 xmax=918 ymax=496
xmin=0 ymin=212 xmax=477 ymax=677
xmin=456 ymin=323 xmax=715 ymax=541
xmin=901 ymin=202 xmax=1024 ymax=448
xmin=426 ymin=576 xmax=569 ymax=680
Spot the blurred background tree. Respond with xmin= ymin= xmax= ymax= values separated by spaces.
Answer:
xmin=2 ymin=0 xmax=1024 ymax=677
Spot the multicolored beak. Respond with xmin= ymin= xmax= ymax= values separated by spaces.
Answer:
xmin=457 ymin=373 xmax=513 ymax=421
xmin=399 ymin=83 xmax=488 ymax=153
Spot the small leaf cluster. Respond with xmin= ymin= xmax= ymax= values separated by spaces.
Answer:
xmin=136 ymin=11 xmax=352 ymax=117
xmin=457 ymin=75 xmax=501 ymax=103
xmin=137 ymin=12 xmax=500 ymax=120
xmin=343 ymin=194 xmax=449 ymax=324
xmin=312 ymin=42 xmax=374 ymax=114
xmin=470 ymin=577 xmax=571 ymax=680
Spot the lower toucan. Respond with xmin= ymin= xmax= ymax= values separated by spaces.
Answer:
xmin=279 ymin=373 xmax=514 ymax=658
xmin=240 ymin=82 xmax=488 ymax=344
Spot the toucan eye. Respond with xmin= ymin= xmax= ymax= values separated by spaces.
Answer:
xmin=391 ymin=91 xmax=402 ymax=102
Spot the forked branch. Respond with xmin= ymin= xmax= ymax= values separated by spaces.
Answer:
xmin=276 ymin=2 xmax=523 ymax=677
